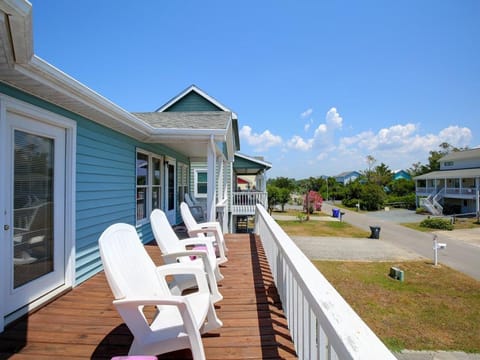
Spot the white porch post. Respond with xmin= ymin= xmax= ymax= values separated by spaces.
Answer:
xmin=217 ymin=155 xmax=223 ymax=204
xmin=207 ymin=136 xmax=217 ymax=222
xmin=476 ymin=177 xmax=480 ymax=215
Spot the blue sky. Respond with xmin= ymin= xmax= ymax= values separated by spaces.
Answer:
xmin=30 ymin=0 xmax=480 ymax=179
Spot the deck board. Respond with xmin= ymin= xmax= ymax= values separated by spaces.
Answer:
xmin=0 ymin=233 xmax=298 ymax=359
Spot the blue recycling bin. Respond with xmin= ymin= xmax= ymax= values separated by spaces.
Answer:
xmin=332 ymin=208 xmax=340 ymax=218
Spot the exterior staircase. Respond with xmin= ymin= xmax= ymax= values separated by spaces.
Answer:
xmin=421 ymin=188 xmax=445 ymax=215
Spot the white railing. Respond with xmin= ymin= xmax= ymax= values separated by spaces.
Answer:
xmin=232 ymin=191 xmax=267 ymax=215
xmin=255 ymin=204 xmax=396 ymax=360
xmin=216 ymin=197 xmax=228 ymax=232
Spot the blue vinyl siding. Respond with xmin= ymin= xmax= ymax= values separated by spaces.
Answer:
xmin=75 ymin=120 xmax=137 ymax=283
xmin=1 ymin=82 xmax=189 ymax=286
xmin=164 ymin=91 xmax=222 ymax=112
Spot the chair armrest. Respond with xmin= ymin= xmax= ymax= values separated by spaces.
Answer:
xmin=187 ymin=224 xmax=227 ymax=261
xmin=197 ymin=221 xmax=221 ymax=229
xmin=162 ymin=250 xmax=207 ymax=264
xmin=155 ymin=262 xmax=210 ymax=294
xmin=113 ymin=295 xmax=199 ymax=338
xmin=187 ymin=228 xmax=215 ymax=237
xmin=189 ymin=205 xmax=204 ymax=212
xmin=179 ymin=237 xmax=216 ymax=258
xmin=113 ymin=296 xmax=186 ymax=308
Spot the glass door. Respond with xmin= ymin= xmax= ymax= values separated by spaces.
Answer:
xmin=4 ymin=112 xmax=66 ymax=316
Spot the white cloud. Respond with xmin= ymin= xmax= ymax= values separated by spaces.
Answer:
xmin=326 ymin=107 xmax=343 ymax=129
xmin=314 ymin=123 xmax=328 ymax=137
xmin=287 ymin=135 xmax=314 ymax=151
xmin=338 ymin=123 xmax=472 ymax=155
xmin=438 ymin=126 xmax=472 ymax=146
xmin=239 ymin=125 xmax=282 ymax=152
xmin=301 ymin=108 xmax=313 ymax=118
xmin=336 ymin=124 xmax=474 ymax=172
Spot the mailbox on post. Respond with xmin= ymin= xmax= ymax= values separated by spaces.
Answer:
xmin=433 ymin=235 xmax=447 ymax=266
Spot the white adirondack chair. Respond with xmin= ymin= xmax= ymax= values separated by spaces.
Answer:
xmin=98 ymin=223 xmax=222 ymax=359
xmin=185 ymin=193 xmax=207 ymax=221
xmin=180 ymin=202 xmax=228 ymax=265
xmin=150 ymin=209 xmax=223 ymax=303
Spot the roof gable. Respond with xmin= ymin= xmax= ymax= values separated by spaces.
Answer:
xmin=234 ymin=153 xmax=272 ymax=172
xmin=156 ymin=85 xmax=236 ymax=117
xmin=162 ymin=91 xmax=223 ymax=112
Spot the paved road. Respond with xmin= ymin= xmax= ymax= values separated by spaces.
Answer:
xmin=321 ymin=202 xmax=480 ymax=281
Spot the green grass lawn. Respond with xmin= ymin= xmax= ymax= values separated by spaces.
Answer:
xmin=312 ymin=260 xmax=480 ymax=353
xmin=276 ymin=218 xmax=370 ymax=238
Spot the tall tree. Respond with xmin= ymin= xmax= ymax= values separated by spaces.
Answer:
xmin=365 ymin=155 xmax=377 ymax=182
xmin=372 ymin=163 xmax=392 ymax=186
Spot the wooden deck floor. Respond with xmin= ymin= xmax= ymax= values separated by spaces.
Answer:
xmin=0 ymin=234 xmax=298 ymax=359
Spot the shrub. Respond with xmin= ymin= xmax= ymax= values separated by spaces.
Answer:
xmin=360 ymin=183 xmax=386 ymax=211
xmin=296 ymin=212 xmax=307 ymax=222
xmin=342 ymin=198 xmax=360 ymax=208
xmin=385 ymin=194 xmax=416 ymax=209
xmin=420 ymin=218 xmax=454 ymax=230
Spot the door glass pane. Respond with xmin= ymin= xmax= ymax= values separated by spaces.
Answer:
xmin=152 ymin=186 xmax=161 ymax=210
xmin=13 ymin=130 xmax=54 ymax=288
xmin=152 ymin=157 xmax=161 ymax=185
xmin=168 ymin=164 xmax=175 ymax=210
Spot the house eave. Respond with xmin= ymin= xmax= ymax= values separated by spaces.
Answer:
xmin=11 ymin=56 xmax=152 ymax=140
xmin=145 ymin=128 xmax=226 ymax=142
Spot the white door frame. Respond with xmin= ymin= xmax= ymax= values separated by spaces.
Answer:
xmin=164 ymin=156 xmax=176 ymax=224
xmin=0 ymin=95 xmax=76 ymax=332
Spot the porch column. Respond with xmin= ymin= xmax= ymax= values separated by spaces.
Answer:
xmin=476 ymin=176 xmax=480 ymax=215
xmin=217 ymin=155 xmax=224 ymax=203
xmin=207 ymin=136 xmax=217 ymax=222
xmin=220 ymin=157 xmax=228 ymax=232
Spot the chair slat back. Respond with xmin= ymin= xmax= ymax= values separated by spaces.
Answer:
xmin=150 ymin=209 xmax=184 ymax=254
xmin=99 ymin=223 xmax=169 ymax=300
xmin=180 ymin=202 xmax=198 ymax=232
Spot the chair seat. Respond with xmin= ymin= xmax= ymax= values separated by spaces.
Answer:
xmin=151 ymin=292 xmax=210 ymax=336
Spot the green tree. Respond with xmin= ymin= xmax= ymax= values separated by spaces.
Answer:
xmin=372 ymin=163 xmax=392 ymax=186
xmin=295 ymin=177 xmax=323 ymax=194
xmin=266 ymin=185 xmax=279 ymax=213
xmin=389 ymin=178 xmax=415 ymax=196
xmin=267 ymin=177 xmax=296 ymax=190
xmin=277 ymin=188 xmax=291 ymax=212
xmin=365 ymin=155 xmax=377 ymax=182
xmin=360 ymin=183 xmax=386 ymax=211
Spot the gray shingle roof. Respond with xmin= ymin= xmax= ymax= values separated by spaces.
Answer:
xmin=414 ymin=168 xmax=480 ymax=180
xmin=441 ymin=148 xmax=480 ymax=162
xmin=133 ymin=111 xmax=231 ymax=130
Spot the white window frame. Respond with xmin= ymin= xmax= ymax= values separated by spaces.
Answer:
xmin=177 ymin=162 xmax=189 ymax=207
xmin=194 ymin=168 xmax=208 ymax=198
xmin=136 ymin=148 xmax=163 ymax=225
